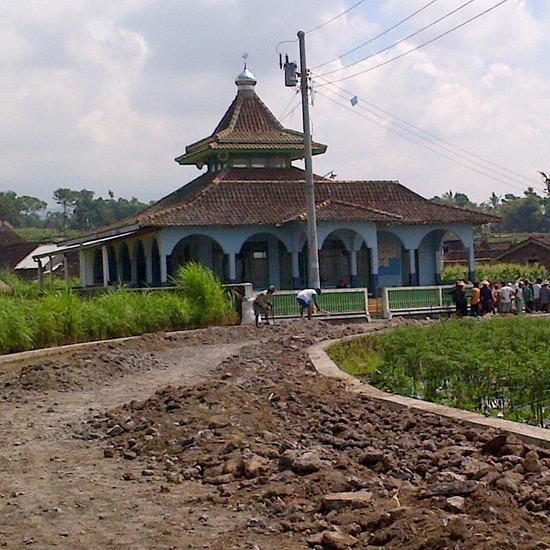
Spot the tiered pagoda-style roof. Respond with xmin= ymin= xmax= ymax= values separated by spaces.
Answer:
xmin=174 ymin=66 xmax=327 ymax=168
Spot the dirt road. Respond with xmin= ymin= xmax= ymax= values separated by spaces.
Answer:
xmin=1 ymin=322 xmax=550 ymax=549
xmin=0 ymin=328 xmax=254 ymax=549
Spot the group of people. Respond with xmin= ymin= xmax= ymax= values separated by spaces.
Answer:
xmin=252 ymin=286 xmax=323 ymax=326
xmin=450 ymin=277 xmax=550 ymax=317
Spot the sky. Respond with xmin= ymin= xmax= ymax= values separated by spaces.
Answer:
xmin=1 ymin=0 xmax=549 ymax=209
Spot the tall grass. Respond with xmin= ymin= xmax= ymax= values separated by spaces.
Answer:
xmin=0 ymin=296 xmax=36 ymax=353
xmin=172 ymin=262 xmax=237 ymax=327
xmin=0 ymin=264 xmax=236 ymax=355
xmin=0 ymin=270 xmax=40 ymax=298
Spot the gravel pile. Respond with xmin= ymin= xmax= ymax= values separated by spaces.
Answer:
xmin=79 ymin=321 xmax=550 ymax=549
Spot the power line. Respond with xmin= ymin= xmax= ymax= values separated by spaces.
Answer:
xmin=305 ymin=0 xmax=367 ymax=35
xmin=315 ymin=77 xmax=542 ymax=189
xmin=280 ymin=101 xmax=301 ymax=124
xmin=316 ymin=0 xmax=475 ymax=78
xmin=278 ymin=89 xmax=300 ymax=121
xmin=319 ymin=0 xmax=511 ymax=86
xmin=313 ymin=0 xmax=441 ymax=71
xmin=314 ymin=88 xmax=546 ymax=195
xmin=275 ymin=2 xmax=367 ymax=68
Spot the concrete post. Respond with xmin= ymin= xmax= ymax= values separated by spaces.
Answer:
xmin=350 ymin=250 xmax=357 ymax=287
xmin=408 ymin=248 xmax=418 ymax=286
xmin=101 ymin=246 xmax=109 ymax=287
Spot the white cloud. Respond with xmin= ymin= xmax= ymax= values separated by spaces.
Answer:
xmin=0 ymin=0 xmax=549 ymax=207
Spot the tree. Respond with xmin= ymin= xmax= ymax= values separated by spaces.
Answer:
xmin=0 ymin=191 xmax=47 ymax=227
xmin=71 ymin=189 xmax=96 ymax=230
xmin=481 ymin=192 xmax=502 ymax=213
xmin=431 ymin=190 xmax=478 ymax=209
xmin=53 ymin=188 xmax=77 ymax=232
xmin=18 ymin=196 xmax=47 ymax=227
xmin=539 ymin=171 xmax=550 ymax=195
xmin=1 ymin=187 xmax=148 ymax=233
xmin=0 ymin=191 xmax=23 ymax=225
xmin=499 ymin=188 xmax=546 ymax=233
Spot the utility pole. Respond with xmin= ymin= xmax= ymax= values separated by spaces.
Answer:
xmin=297 ymin=30 xmax=320 ymax=289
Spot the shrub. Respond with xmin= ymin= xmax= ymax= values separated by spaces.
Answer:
xmin=172 ymin=262 xmax=237 ymax=326
xmin=442 ymin=262 xmax=547 ymax=284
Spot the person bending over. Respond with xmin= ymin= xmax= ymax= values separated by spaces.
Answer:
xmin=253 ymin=285 xmax=275 ymax=326
xmin=296 ymin=288 xmax=322 ymax=320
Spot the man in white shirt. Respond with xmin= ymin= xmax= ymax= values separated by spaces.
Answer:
xmin=533 ymin=278 xmax=542 ymax=311
xmin=499 ymin=282 xmax=515 ymax=314
xmin=296 ymin=288 xmax=322 ymax=320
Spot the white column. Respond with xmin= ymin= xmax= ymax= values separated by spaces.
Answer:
xmin=407 ymin=248 xmax=417 ymax=286
xmin=434 ymin=248 xmax=442 ymax=284
xmin=227 ymin=252 xmax=236 ymax=282
xmin=467 ymin=246 xmax=475 ymax=283
xmin=116 ymin=247 xmax=124 ymax=286
xmin=350 ymin=250 xmax=357 ymax=278
xmin=79 ymin=249 xmax=87 ymax=288
xmin=130 ymin=253 xmax=137 ymax=286
xmin=291 ymin=251 xmax=300 ymax=289
xmin=101 ymin=246 xmax=109 ymax=287
xmin=265 ymin=239 xmax=280 ymax=288
xmin=159 ymin=241 xmax=167 ymax=285
xmin=369 ymin=243 xmax=380 ymax=295
xmin=145 ymin=252 xmax=153 ymax=285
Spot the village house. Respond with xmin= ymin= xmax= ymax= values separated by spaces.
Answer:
xmin=39 ymin=65 xmax=494 ymax=294
xmin=493 ymin=234 xmax=550 ymax=273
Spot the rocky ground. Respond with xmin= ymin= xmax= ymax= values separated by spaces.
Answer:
xmin=1 ymin=320 xmax=550 ymax=549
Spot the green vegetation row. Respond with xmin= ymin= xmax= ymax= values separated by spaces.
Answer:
xmin=432 ymin=186 xmax=550 ymax=234
xmin=442 ymin=262 xmax=547 ymax=284
xmin=0 ymin=263 xmax=236 ymax=355
xmin=328 ymin=317 xmax=550 ymax=427
xmin=1 ymin=187 xmax=148 ymax=235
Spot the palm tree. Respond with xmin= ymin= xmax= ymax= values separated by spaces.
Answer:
xmin=485 ymin=192 xmax=502 ymax=213
xmin=539 ymin=171 xmax=550 ymax=195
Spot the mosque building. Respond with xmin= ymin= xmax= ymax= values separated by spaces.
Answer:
xmin=51 ymin=64 xmax=493 ymax=294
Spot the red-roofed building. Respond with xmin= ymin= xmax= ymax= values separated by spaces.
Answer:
xmin=493 ymin=235 xmax=550 ymax=273
xmin=0 ymin=221 xmax=36 ymax=271
xmin=49 ymin=65 xmax=495 ymax=294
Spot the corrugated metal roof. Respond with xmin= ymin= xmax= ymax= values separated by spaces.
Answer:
xmin=16 ymin=244 xmax=62 ymax=271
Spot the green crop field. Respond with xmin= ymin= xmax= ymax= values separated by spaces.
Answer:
xmin=328 ymin=317 xmax=550 ymax=427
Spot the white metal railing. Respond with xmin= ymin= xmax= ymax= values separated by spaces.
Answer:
xmin=242 ymin=288 xmax=370 ymax=324
xmin=382 ymin=285 xmax=457 ymax=319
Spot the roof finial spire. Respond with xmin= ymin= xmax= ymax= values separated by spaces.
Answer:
xmin=235 ymin=52 xmax=256 ymax=94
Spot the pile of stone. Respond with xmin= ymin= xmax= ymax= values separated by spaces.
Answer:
xmin=84 ymin=321 xmax=550 ymax=548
